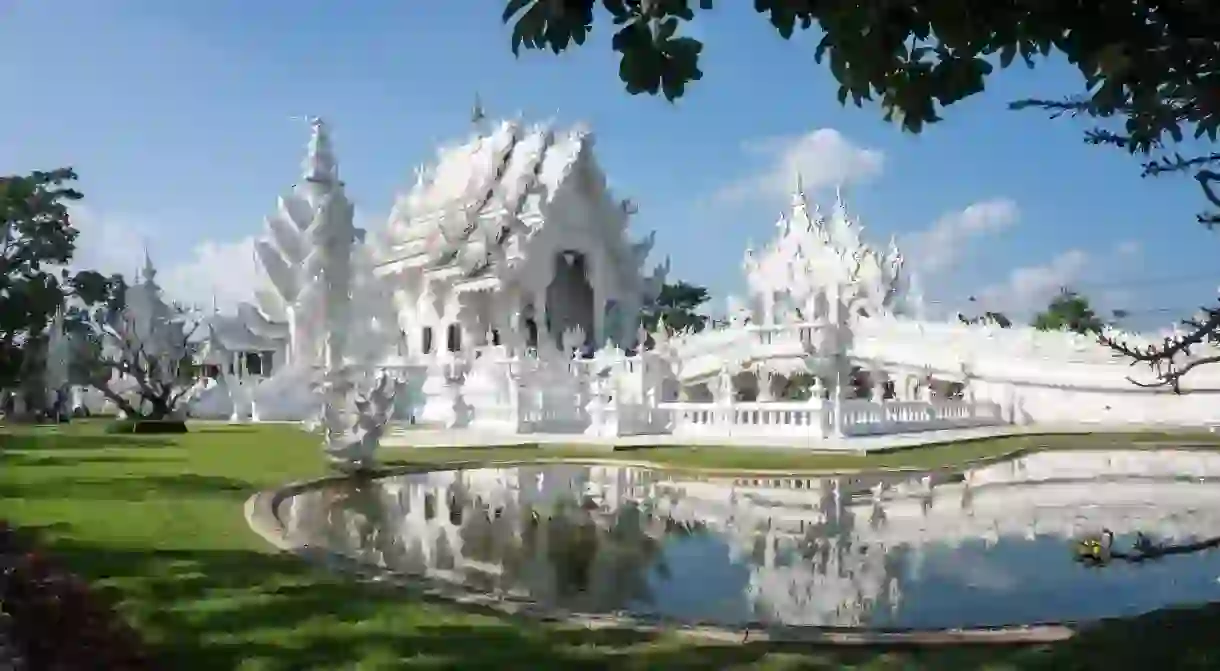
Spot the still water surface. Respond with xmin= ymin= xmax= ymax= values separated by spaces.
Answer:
xmin=279 ymin=459 xmax=1220 ymax=629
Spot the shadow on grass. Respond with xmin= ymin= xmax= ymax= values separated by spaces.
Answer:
xmin=0 ymin=451 xmax=184 ymax=468
xmin=17 ymin=532 xmax=1219 ymax=670
xmin=0 ymin=432 xmax=177 ymax=451
xmin=0 ymin=473 xmax=254 ymax=502
xmin=187 ymin=425 xmax=282 ymax=434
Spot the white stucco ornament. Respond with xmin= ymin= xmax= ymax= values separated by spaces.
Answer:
xmin=158 ymin=109 xmax=1220 ymax=443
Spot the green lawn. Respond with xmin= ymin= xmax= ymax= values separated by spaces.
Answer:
xmin=4 ymin=422 xmax=1220 ymax=670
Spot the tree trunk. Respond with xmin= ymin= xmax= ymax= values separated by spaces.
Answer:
xmin=95 ymin=382 xmax=139 ymax=419
xmin=146 ymin=390 xmax=173 ymax=420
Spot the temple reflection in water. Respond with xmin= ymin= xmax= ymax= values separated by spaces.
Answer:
xmin=280 ymin=451 xmax=1220 ymax=629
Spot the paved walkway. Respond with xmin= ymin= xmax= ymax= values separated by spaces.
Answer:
xmin=377 ymin=422 xmax=1212 ymax=453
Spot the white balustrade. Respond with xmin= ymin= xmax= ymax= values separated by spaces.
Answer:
xmin=662 ymin=401 xmax=828 ymax=439
xmin=661 ymin=398 xmax=1004 ymax=440
xmin=840 ymin=399 xmax=1004 ymax=436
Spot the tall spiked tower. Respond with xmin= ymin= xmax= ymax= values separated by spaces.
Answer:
xmin=252 ymin=117 xmax=356 ymax=368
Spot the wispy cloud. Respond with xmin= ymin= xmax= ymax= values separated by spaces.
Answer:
xmin=975 ymin=250 xmax=1092 ymax=316
xmin=69 ymin=205 xmax=263 ymax=312
xmin=68 ymin=205 xmax=391 ymax=314
xmin=711 ymin=128 xmax=885 ymax=203
xmin=905 ymin=198 xmax=1020 ymax=275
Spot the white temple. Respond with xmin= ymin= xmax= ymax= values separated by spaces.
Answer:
xmin=171 ymin=112 xmax=1220 ymax=445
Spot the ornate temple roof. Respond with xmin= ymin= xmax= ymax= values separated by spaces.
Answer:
xmin=203 ymin=301 xmax=289 ymax=354
xmin=743 ymin=178 xmax=908 ymax=321
xmin=375 ymin=117 xmax=647 ymax=293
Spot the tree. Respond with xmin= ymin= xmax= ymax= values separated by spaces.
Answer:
xmin=959 ymin=311 xmax=1012 ymax=328
xmin=1 ymin=169 xmax=119 ymax=409
xmin=503 ymin=1 xmax=1220 ymax=387
xmin=1032 ymin=289 xmax=1107 ymax=335
xmin=639 ymin=280 xmax=711 ymax=334
xmin=504 ymin=2 xmax=1216 ymax=133
xmin=71 ymin=263 xmax=201 ymax=420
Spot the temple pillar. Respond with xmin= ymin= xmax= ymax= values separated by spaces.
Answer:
xmin=591 ymin=257 xmax=607 ymax=346
xmin=456 ymin=299 xmax=479 ymax=352
xmin=871 ymin=366 xmax=887 ymax=402
xmin=896 ymin=374 xmax=914 ymax=401
xmin=593 ymin=293 xmax=605 ymax=347
xmin=534 ymin=290 xmax=550 ymax=347
xmin=756 ymin=366 xmax=775 ymax=402
xmin=830 ymin=364 xmax=847 ymax=438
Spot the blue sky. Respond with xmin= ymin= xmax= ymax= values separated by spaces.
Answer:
xmin=1 ymin=0 xmax=1215 ymax=329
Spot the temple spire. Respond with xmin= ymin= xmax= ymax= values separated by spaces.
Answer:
xmin=789 ymin=171 xmax=815 ymax=231
xmin=302 ymin=116 xmax=338 ymax=184
xmin=471 ymin=94 xmax=488 ymax=135
xmin=141 ymin=243 xmax=156 ymax=283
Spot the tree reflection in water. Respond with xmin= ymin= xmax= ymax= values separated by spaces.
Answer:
xmin=308 ymin=471 xmax=710 ymax=614
xmin=512 ymin=495 xmax=707 ymax=611
xmin=322 ymin=476 xmax=403 ymax=567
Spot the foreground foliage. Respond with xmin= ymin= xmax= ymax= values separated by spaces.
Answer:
xmin=0 ymin=521 xmax=151 ymax=670
xmin=0 ymin=168 xmax=121 ymax=398
xmin=6 ymin=422 xmax=1220 ymax=669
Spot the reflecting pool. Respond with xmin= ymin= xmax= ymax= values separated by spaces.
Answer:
xmin=278 ymin=450 xmax=1220 ymax=629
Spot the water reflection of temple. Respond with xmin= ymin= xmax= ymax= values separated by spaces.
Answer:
xmin=279 ymin=451 xmax=1220 ymax=628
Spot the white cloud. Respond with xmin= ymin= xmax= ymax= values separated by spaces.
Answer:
xmin=976 ymin=249 xmax=1092 ymax=315
xmin=713 ymin=128 xmax=885 ymax=203
xmin=160 ymin=236 xmax=263 ymax=312
xmin=905 ymin=198 xmax=1019 ymax=275
xmin=1115 ymin=239 xmax=1141 ymax=257
xmin=68 ymin=205 xmax=264 ymax=313
xmin=68 ymin=205 xmax=149 ymax=278
xmin=67 ymin=205 xmax=391 ymax=315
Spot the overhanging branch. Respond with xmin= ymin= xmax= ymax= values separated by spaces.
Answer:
xmin=1100 ymin=307 xmax=1220 ymax=392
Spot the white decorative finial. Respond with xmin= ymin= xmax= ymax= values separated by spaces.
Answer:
xmin=301 ymin=116 xmax=338 ymax=184
xmin=141 ymin=243 xmax=156 ymax=283
xmin=471 ymin=93 xmax=487 ymax=128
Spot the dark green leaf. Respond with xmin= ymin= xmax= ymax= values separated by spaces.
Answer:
xmin=999 ymin=43 xmax=1017 ymax=68
xmin=502 ymin=0 xmax=533 ymax=23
